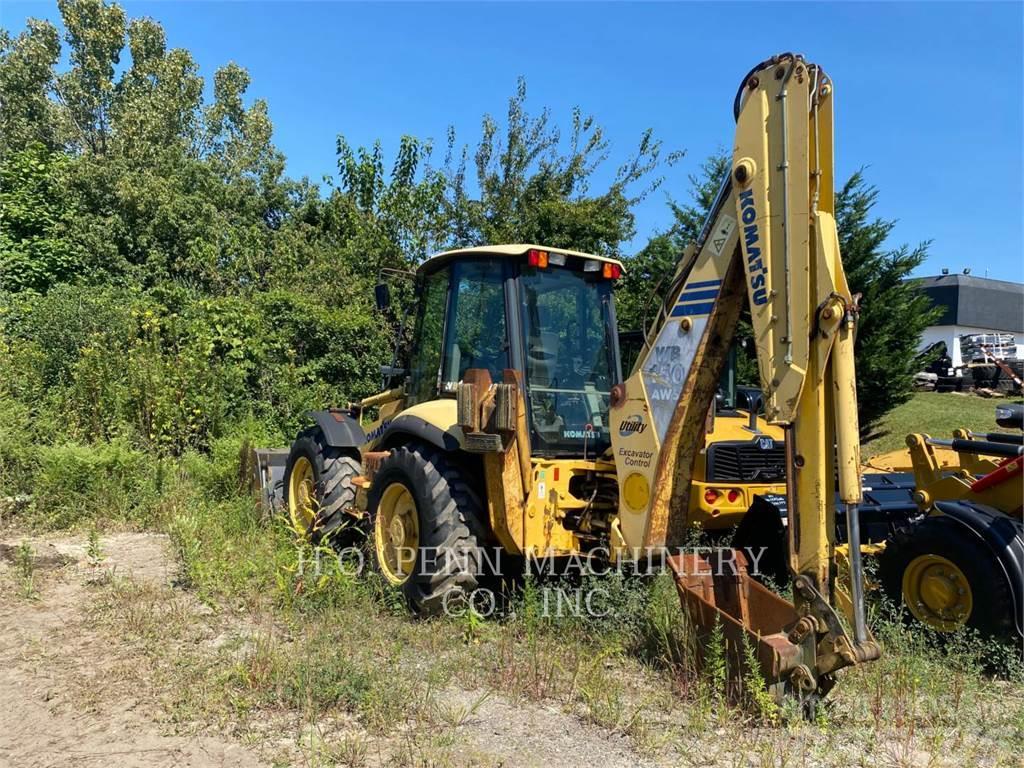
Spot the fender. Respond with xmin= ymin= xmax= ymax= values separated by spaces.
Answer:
xmin=376 ymin=400 xmax=464 ymax=452
xmin=933 ymin=501 xmax=1024 ymax=638
xmin=308 ymin=409 xmax=366 ymax=449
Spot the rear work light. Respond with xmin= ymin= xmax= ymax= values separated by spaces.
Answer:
xmin=602 ymin=262 xmax=622 ymax=279
xmin=527 ymin=249 xmax=549 ymax=268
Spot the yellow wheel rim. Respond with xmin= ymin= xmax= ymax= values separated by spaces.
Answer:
xmin=902 ymin=554 xmax=973 ymax=632
xmin=288 ymin=456 xmax=317 ymax=536
xmin=375 ymin=482 xmax=419 ymax=586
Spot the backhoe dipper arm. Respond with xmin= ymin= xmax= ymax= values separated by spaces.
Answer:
xmin=610 ymin=54 xmax=879 ymax=704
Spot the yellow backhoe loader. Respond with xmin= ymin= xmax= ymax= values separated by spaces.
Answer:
xmin=272 ymin=53 xmax=880 ymax=706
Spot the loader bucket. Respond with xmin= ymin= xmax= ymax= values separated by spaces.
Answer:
xmin=242 ymin=442 xmax=289 ymax=515
xmin=669 ymin=549 xmax=831 ymax=703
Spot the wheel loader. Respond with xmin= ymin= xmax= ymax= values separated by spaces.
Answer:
xmin=268 ymin=54 xmax=880 ymax=706
xmin=863 ymin=403 xmax=1024 ymax=639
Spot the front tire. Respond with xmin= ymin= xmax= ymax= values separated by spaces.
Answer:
xmin=368 ymin=444 xmax=485 ymax=616
xmin=283 ymin=427 xmax=363 ymax=546
xmin=880 ymin=515 xmax=1014 ymax=638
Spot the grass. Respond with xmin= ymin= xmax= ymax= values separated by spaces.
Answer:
xmin=5 ymin=397 xmax=1024 ymax=766
xmin=13 ymin=539 xmax=1018 ymax=768
xmin=86 ymin=492 xmax=1024 ymax=767
xmin=864 ymin=391 xmax=1011 ymax=456
xmin=14 ymin=540 xmax=36 ymax=599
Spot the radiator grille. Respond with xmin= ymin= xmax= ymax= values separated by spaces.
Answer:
xmin=706 ymin=440 xmax=786 ymax=482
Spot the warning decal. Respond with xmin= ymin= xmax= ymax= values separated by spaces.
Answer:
xmin=710 ymin=215 xmax=736 ymax=257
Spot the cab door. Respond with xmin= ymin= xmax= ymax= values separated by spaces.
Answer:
xmin=439 ymin=259 xmax=511 ymax=391
xmin=407 ymin=258 xmax=511 ymax=405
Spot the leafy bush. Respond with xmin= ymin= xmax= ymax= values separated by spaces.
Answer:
xmin=31 ymin=439 xmax=160 ymax=528
xmin=0 ymin=393 xmax=39 ymax=495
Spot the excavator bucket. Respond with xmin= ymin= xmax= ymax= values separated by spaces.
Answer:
xmin=669 ymin=550 xmax=828 ymax=703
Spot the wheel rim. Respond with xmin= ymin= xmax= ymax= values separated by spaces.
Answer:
xmin=375 ymin=482 xmax=419 ymax=586
xmin=288 ymin=456 xmax=317 ymax=536
xmin=902 ymin=553 xmax=973 ymax=631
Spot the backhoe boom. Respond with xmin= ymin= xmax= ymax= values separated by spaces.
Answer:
xmin=609 ymin=53 xmax=879 ymax=704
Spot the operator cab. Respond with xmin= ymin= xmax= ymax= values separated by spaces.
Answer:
xmin=405 ymin=245 xmax=624 ymax=458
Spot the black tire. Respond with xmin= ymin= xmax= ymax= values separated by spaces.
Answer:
xmin=283 ymin=426 xmax=363 ymax=547
xmin=368 ymin=444 xmax=486 ymax=616
xmin=880 ymin=515 xmax=1015 ymax=638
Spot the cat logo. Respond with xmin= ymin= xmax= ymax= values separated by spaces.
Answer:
xmin=756 ymin=436 xmax=775 ymax=451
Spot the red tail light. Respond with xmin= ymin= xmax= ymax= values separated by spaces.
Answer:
xmin=704 ymin=489 xmax=720 ymax=505
xmin=602 ymin=262 xmax=622 ymax=279
xmin=727 ymin=489 xmax=741 ymax=503
xmin=528 ymin=249 xmax=549 ymax=268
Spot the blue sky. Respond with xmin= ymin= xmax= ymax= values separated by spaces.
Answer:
xmin=4 ymin=1 xmax=1023 ymax=281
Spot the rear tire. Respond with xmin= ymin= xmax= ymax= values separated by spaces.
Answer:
xmin=880 ymin=515 xmax=1014 ymax=638
xmin=284 ymin=427 xmax=363 ymax=547
xmin=368 ymin=444 xmax=486 ymax=616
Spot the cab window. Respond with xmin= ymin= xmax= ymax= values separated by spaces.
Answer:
xmin=441 ymin=259 xmax=509 ymax=386
xmin=408 ymin=267 xmax=449 ymax=403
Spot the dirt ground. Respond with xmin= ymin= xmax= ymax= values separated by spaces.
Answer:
xmin=0 ymin=532 xmax=267 ymax=768
xmin=0 ymin=532 xmax=656 ymax=768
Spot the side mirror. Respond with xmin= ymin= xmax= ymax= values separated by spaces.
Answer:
xmin=380 ymin=364 xmax=406 ymax=379
xmin=374 ymin=283 xmax=391 ymax=312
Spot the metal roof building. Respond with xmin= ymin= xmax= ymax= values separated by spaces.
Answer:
xmin=912 ymin=274 xmax=1024 ymax=367
xmin=914 ymin=274 xmax=1024 ymax=333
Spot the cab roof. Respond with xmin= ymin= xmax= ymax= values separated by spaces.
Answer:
xmin=417 ymin=244 xmax=625 ymax=276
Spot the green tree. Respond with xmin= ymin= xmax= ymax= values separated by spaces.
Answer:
xmin=614 ymin=231 xmax=676 ymax=335
xmin=835 ymin=171 xmax=938 ymax=434
xmin=0 ymin=0 xmax=679 ymax=456
xmin=667 ymin=150 xmax=731 ymax=246
xmin=54 ymin=0 xmax=126 ymax=154
xmin=443 ymin=79 xmax=680 ymax=255
xmin=0 ymin=143 xmax=81 ymax=293
xmin=0 ymin=21 xmax=61 ymax=154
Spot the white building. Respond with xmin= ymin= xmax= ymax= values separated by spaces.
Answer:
xmin=914 ymin=274 xmax=1024 ymax=368
xmin=917 ymin=274 xmax=1024 ymax=368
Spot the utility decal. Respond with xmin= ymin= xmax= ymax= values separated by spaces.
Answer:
xmin=618 ymin=415 xmax=647 ymax=437
xmin=617 ymin=447 xmax=654 ymax=468
xmin=737 ymin=189 xmax=768 ymax=306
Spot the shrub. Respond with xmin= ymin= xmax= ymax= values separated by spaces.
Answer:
xmin=31 ymin=439 xmax=160 ymax=529
xmin=0 ymin=392 xmax=39 ymax=495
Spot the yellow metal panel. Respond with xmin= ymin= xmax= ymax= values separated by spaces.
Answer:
xmin=612 ymin=368 xmax=661 ymax=549
xmin=611 ymin=198 xmax=745 ymax=550
xmin=735 ymin=75 xmax=813 ymax=423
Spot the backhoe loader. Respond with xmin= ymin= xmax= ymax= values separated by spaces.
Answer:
xmin=275 ymin=53 xmax=880 ymax=706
